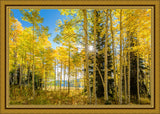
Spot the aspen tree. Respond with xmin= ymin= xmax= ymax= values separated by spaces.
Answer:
xmin=104 ymin=9 xmax=109 ymax=101
xmin=93 ymin=10 xmax=97 ymax=104
xmin=110 ymin=9 xmax=117 ymax=103
xmin=68 ymin=39 xmax=71 ymax=94
xmin=137 ymin=50 xmax=140 ymax=104
xmin=119 ymin=9 xmax=122 ymax=104
xmin=123 ymin=31 xmax=127 ymax=104
xmin=83 ymin=9 xmax=91 ymax=104
xmin=128 ymin=31 xmax=131 ymax=104
xmin=137 ymin=24 xmax=140 ymax=104
xmin=64 ymin=63 xmax=66 ymax=89
xmin=54 ymin=59 xmax=57 ymax=90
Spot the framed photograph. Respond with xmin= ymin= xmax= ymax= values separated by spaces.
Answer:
xmin=0 ymin=0 xmax=160 ymax=114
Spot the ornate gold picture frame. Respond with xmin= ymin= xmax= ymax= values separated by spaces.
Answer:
xmin=0 ymin=0 xmax=160 ymax=114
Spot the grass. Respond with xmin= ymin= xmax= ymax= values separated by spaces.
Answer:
xmin=10 ymin=86 xmax=89 ymax=105
xmin=9 ymin=86 xmax=151 ymax=105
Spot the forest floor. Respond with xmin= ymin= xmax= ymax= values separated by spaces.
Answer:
xmin=10 ymin=86 xmax=105 ymax=105
xmin=9 ymin=86 xmax=151 ymax=105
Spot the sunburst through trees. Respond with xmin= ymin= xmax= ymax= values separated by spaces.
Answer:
xmin=9 ymin=9 xmax=151 ymax=105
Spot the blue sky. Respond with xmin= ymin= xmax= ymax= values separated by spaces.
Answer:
xmin=11 ymin=9 xmax=68 ymax=49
